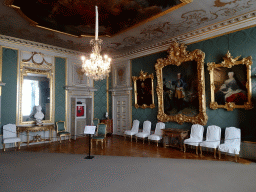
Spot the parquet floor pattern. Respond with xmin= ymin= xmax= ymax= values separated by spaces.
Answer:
xmin=9 ymin=135 xmax=252 ymax=164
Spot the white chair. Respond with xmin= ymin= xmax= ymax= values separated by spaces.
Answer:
xmin=124 ymin=120 xmax=140 ymax=141
xmin=200 ymin=125 xmax=221 ymax=159
xmin=148 ymin=122 xmax=165 ymax=147
xmin=3 ymin=124 xmax=21 ymax=152
xmin=184 ymin=124 xmax=204 ymax=155
xmin=135 ymin=120 xmax=151 ymax=144
xmin=218 ymin=127 xmax=241 ymax=162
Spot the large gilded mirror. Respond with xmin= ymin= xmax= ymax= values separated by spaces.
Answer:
xmin=17 ymin=52 xmax=55 ymax=125
xmin=155 ymin=42 xmax=208 ymax=125
xmin=207 ymin=51 xmax=253 ymax=111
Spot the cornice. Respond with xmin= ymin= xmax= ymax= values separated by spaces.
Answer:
xmin=109 ymin=87 xmax=133 ymax=92
xmin=0 ymin=34 xmax=83 ymax=57
xmin=113 ymin=11 xmax=256 ymax=60
xmin=65 ymin=86 xmax=97 ymax=92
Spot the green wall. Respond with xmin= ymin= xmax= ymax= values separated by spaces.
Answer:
xmin=55 ymin=57 xmax=66 ymax=122
xmin=0 ymin=48 xmax=66 ymax=133
xmin=132 ymin=26 xmax=256 ymax=142
xmin=1 ymin=48 xmax=18 ymax=133
xmin=94 ymin=75 xmax=112 ymax=120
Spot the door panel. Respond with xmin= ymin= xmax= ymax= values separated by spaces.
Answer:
xmin=113 ymin=96 xmax=129 ymax=135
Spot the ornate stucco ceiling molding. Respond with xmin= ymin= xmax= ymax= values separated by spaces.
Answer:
xmin=113 ymin=10 xmax=256 ymax=60
xmin=0 ymin=34 xmax=83 ymax=57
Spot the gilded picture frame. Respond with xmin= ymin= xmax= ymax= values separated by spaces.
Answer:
xmin=155 ymin=42 xmax=208 ymax=125
xmin=132 ymin=70 xmax=155 ymax=109
xmin=207 ymin=51 xmax=253 ymax=111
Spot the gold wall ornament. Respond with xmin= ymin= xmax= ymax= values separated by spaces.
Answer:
xmin=132 ymin=70 xmax=155 ymax=109
xmin=155 ymin=41 xmax=208 ymax=125
xmin=207 ymin=51 xmax=253 ymax=111
xmin=22 ymin=52 xmax=52 ymax=66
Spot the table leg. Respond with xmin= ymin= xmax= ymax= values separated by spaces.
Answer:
xmin=50 ymin=129 xmax=52 ymax=142
xmin=27 ymin=131 xmax=30 ymax=147
xmin=163 ymin=135 xmax=167 ymax=148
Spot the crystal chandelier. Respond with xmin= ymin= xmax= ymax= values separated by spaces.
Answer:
xmin=81 ymin=6 xmax=111 ymax=81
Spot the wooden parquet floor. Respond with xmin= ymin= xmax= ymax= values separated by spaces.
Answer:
xmin=10 ymin=135 xmax=253 ymax=164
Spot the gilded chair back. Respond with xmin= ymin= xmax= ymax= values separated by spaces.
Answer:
xmin=3 ymin=124 xmax=17 ymax=139
xmin=97 ymin=123 xmax=107 ymax=137
xmin=93 ymin=118 xmax=99 ymax=126
xmin=56 ymin=121 xmax=66 ymax=133
xmin=225 ymin=127 xmax=241 ymax=144
xmin=190 ymin=124 xmax=204 ymax=141
xmin=142 ymin=120 xmax=151 ymax=134
xmin=154 ymin=122 xmax=165 ymax=136
xmin=131 ymin=120 xmax=140 ymax=132
xmin=206 ymin=125 xmax=221 ymax=141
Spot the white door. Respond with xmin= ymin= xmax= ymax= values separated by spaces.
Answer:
xmin=113 ymin=96 xmax=129 ymax=135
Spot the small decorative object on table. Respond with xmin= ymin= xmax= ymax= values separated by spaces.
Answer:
xmin=34 ymin=105 xmax=44 ymax=126
xmin=105 ymin=112 xmax=109 ymax=119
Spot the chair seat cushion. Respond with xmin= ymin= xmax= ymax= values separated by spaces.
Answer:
xmin=58 ymin=132 xmax=70 ymax=135
xmin=148 ymin=134 xmax=162 ymax=141
xmin=124 ymin=130 xmax=137 ymax=136
xmin=200 ymin=141 xmax=220 ymax=149
xmin=92 ymin=136 xmax=105 ymax=140
xmin=3 ymin=137 xmax=21 ymax=144
xmin=218 ymin=143 xmax=240 ymax=155
xmin=184 ymin=138 xmax=202 ymax=146
xmin=135 ymin=132 xmax=150 ymax=138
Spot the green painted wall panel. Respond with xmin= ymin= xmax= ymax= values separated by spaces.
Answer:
xmin=1 ymin=48 xmax=18 ymax=133
xmin=94 ymin=79 xmax=107 ymax=120
xmin=55 ymin=57 xmax=66 ymax=122
xmin=93 ymin=75 xmax=112 ymax=120
xmin=132 ymin=26 xmax=256 ymax=141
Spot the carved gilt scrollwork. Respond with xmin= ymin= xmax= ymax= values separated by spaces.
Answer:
xmin=155 ymin=41 xmax=208 ymax=125
xmin=207 ymin=51 xmax=253 ymax=111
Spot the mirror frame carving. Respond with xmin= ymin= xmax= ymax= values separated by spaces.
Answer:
xmin=17 ymin=52 xmax=55 ymax=125
xmin=155 ymin=42 xmax=208 ymax=125
xmin=132 ymin=70 xmax=155 ymax=109
xmin=207 ymin=51 xmax=253 ymax=111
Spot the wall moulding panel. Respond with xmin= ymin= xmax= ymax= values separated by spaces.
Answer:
xmin=112 ymin=60 xmax=131 ymax=89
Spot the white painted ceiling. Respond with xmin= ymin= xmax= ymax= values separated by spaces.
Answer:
xmin=1 ymin=0 xmax=256 ymax=57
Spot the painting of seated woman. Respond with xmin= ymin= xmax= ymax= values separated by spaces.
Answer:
xmin=214 ymin=68 xmax=247 ymax=105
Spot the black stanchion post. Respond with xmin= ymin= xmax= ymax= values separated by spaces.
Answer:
xmin=85 ymin=134 xmax=94 ymax=159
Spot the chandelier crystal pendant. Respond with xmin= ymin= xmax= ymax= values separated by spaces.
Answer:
xmin=81 ymin=6 xmax=111 ymax=81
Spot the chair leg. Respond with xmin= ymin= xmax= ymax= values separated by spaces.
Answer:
xmin=200 ymin=146 xmax=202 ymax=157
xmin=136 ymin=137 xmax=137 ymax=143
xmin=101 ymin=140 xmax=103 ymax=149
xmin=235 ymin=155 xmax=238 ymax=163
xmin=18 ymin=142 xmax=21 ymax=150
xmin=196 ymin=146 xmax=198 ymax=155
xmin=14 ymin=142 xmax=17 ymax=147
xmin=157 ymin=142 xmax=158 ymax=147
xmin=69 ymin=135 xmax=71 ymax=142
xmin=184 ymin=144 xmax=186 ymax=153
xmin=219 ymin=151 xmax=221 ymax=160
xmin=214 ymin=148 xmax=216 ymax=159
xmin=148 ymin=140 xmax=150 ymax=145
xmin=59 ymin=136 xmax=62 ymax=143
xmin=143 ymin=138 xmax=145 ymax=144
xmin=3 ymin=143 xmax=5 ymax=152
xmin=131 ymin=135 xmax=132 ymax=142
